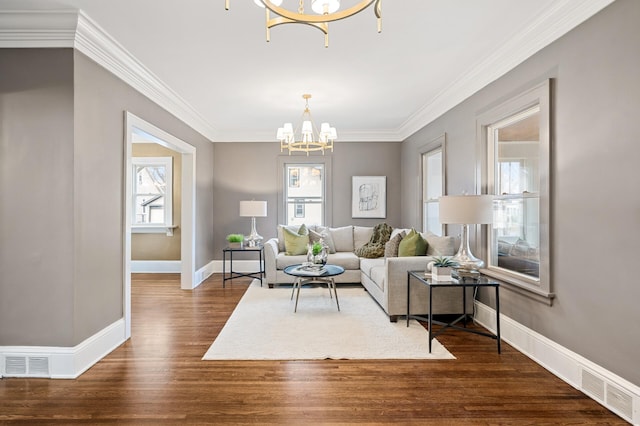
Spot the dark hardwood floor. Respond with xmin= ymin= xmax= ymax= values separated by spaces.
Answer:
xmin=0 ymin=274 xmax=626 ymax=425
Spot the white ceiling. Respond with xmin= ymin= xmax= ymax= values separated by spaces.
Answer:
xmin=0 ymin=0 xmax=613 ymax=142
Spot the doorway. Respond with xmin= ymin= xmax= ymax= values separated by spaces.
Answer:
xmin=124 ymin=112 xmax=196 ymax=339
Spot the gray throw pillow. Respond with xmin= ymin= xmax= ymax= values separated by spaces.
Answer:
xmin=384 ymin=231 xmax=406 ymax=258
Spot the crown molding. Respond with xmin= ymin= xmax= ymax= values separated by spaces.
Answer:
xmin=396 ymin=0 xmax=616 ymax=141
xmin=0 ymin=9 xmax=220 ymax=142
xmin=0 ymin=1 xmax=615 ymax=143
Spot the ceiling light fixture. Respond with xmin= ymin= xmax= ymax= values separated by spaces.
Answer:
xmin=225 ymin=0 xmax=382 ymax=48
xmin=277 ymin=94 xmax=337 ymax=156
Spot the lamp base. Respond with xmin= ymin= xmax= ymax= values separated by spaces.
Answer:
xmin=246 ymin=217 xmax=263 ymax=247
xmin=451 ymin=224 xmax=484 ymax=273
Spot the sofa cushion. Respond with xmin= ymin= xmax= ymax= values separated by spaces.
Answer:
xmin=370 ymin=265 xmax=386 ymax=292
xmin=398 ymin=229 xmax=427 ymax=256
xmin=422 ymin=232 xmax=456 ymax=256
xmin=276 ymin=253 xmax=307 ymax=269
xmin=353 ymin=226 xmax=374 ymax=251
xmin=329 ymin=226 xmax=354 ymax=252
xmin=283 ymin=227 xmax=309 ymax=255
xmin=326 ymin=252 xmax=361 ymax=270
xmin=384 ymin=231 xmax=406 ymax=257
xmin=360 ymin=257 xmax=385 ymax=278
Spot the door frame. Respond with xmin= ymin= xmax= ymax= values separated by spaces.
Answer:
xmin=123 ymin=112 xmax=196 ymax=338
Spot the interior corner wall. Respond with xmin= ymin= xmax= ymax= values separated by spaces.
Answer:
xmin=0 ymin=48 xmax=76 ymax=346
xmin=401 ymin=0 xmax=640 ymax=386
xmin=0 ymin=46 xmax=215 ymax=348
xmin=212 ymin=141 xmax=402 ymax=259
xmin=72 ymin=50 xmax=215 ymax=345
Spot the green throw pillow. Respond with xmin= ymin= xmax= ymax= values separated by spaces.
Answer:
xmin=398 ymin=229 xmax=427 ymax=257
xmin=284 ymin=227 xmax=309 ymax=255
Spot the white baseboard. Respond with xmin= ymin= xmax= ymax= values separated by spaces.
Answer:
xmin=0 ymin=319 xmax=126 ymax=379
xmin=131 ymin=260 xmax=181 ymax=273
xmin=195 ymin=260 xmax=215 ymax=287
xmin=474 ymin=301 xmax=639 ymax=424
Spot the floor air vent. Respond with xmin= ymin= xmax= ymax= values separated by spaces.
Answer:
xmin=5 ymin=356 xmax=27 ymax=375
xmin=581 ymin=366 xmax=636 ymax=423
xmin=4 ymin=355 xmax=50 ymax=377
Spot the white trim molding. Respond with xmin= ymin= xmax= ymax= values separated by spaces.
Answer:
xmin=0 ymin=319 xmax=125 ymax=379
xmin=474 ymin=301 xmax=639 ymax=424
xmin=0 ymin=9 xmax=219 ymax=142
xmin=131 ymin=260 xmax=181 ymax=274
xmin=0 ymin=2 xmax=615 ymax=143
xmin=397 ymin=0 xmax=616 ymax=141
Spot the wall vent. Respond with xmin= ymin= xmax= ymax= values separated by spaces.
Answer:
xmin=3 ymin=355 xmax=50 ymax=377
xmin=581 ymin=365 xmax=636 ymax=424
xmin=581 ymin=368 xmax=605 ymax=402
xmin=606 ymin=383 xmax=633 ymax=421
xmin=5 ymin=356 xmax=27 ymax=375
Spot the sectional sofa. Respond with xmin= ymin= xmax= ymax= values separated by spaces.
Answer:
xmin=264 ymin=224 xmax=472 ymax=321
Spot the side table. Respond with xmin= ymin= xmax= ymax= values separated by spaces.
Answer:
xmin=222 ymin=245 xmax=264 ymax=287
xmin=407 ymin=271 xmax=501 ymax=354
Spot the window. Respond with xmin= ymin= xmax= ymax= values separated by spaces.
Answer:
xmin=284 ymin=164 xmax=324 ymax=226
xmin=132 ymin=156 xmax=173 ymax=233
xmin=420 ymin=135 xmax=446 ymax=236
xmin=477 ymin=80 xmax=552 ymax=303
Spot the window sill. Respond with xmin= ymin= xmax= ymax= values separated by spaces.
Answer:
xmin=480 ymin=268 xmax=555 ymax=306
xmin=132 ymin=225 xmax=178 ymax=236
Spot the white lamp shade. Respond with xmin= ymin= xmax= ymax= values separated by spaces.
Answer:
xmin=283 ymin=123 xmax=294 ymax=136
xmin=239 ymin=200 xmax=267 ymax=217
xmin=312 ymin=0 xmax=340 ymax=14
xmin=301 ymin=120 xmax=313 ymax=135
xmin=439 ymin=195 xmax=493 ymax=224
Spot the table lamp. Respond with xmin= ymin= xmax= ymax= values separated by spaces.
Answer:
xmin=439 ymin=195 xmax=494 ymax=272
xmin=239 ymin=200 xmax=267 ymax=247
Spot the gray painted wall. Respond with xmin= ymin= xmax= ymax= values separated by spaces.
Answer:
xmin=0 ymin=49 xmax=75 ymax=346
xmin=212 ymin=141 xmax=401 ymax=258
xmin=0 ymin=49 xmax=215 ymax=346
xmin=402 ymin=0 xmax=640 ymax=386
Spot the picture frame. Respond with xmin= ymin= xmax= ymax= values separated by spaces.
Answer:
xmin=352 ymin=176 xmax=386 ymax=218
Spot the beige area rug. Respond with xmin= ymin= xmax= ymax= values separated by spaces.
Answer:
xmin=202 ymin=280 xmax=454 ymax=360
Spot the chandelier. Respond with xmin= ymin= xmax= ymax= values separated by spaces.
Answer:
xmin=224 ymin=0 xmax=382 ymax=47
xmin=277 ymin=94 xmax=337 ymax=156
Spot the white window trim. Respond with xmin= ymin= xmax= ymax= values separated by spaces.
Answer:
xmin=131 ymin=156 xmax=175 ymax=235
xmin=419 ymin=134 xmax=446 ymax=236
xmin=476 ymin=79 xmax=554 ymax=305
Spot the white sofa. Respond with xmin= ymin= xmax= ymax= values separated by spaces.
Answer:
xmin=264 ymin=225 xmax=471 ymax=322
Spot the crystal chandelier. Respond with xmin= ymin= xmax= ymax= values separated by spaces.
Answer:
xmin=225 ymin=0 xmax=382 ymax=47
xmin=277 ymin=94 xmax=337 ymax=156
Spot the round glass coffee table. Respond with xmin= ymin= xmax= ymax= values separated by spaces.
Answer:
xmin=283 ymin=264 xmax=345 ymax=313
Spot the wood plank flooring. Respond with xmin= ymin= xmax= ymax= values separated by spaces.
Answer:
xmin=0 ymin=274 xmax=626 ymax=425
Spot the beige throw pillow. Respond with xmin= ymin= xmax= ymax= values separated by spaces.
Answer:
xmin=384 ymin=231 xmax=406 ymax=257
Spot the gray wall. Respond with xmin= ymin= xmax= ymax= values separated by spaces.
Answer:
xmin=402 ymin=0 xmax=640 ymax=386
xmin=0 ymin=48 xmax=215 ymax=346
xmin=0 ymin=49 xmax=76 ymax=345
xmin=212 ymin=141 xmax=401 ymax=258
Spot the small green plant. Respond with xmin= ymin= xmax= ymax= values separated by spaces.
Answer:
xmin=311 ymin=241 xmax=323 ymax=256
xmin=226 ymin=234 xmax=244 ymax=243
xmin=432 ymin=256 xmax=457 ymax=267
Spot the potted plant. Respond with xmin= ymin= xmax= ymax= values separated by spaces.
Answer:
xmin=430 ymin=256 xmax=457 ymax=281
xmin=226 ymin=233 xmax=244 ymax=249
xmin=307 ymin=241 xmax=327 ymax=266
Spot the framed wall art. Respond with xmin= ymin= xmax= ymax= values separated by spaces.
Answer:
xmin=352 ymin=176 xmax=386 ymax=218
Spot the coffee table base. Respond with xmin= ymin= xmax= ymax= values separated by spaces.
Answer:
xmin=291 ymin=277 xmax=340 ymax=313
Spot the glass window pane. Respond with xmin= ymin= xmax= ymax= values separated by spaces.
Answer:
xmin=491 ymin=197 xmax=540 ymax=278
xmin=285 ymin=164 xmax=324 ymax=225
xmin=425 ymin=150 xmax=442 ymax=200
xmin=425 ymin=201 xmax=441 ymax=236
xmin=496 ymin=112 xmax=540 ymax=195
